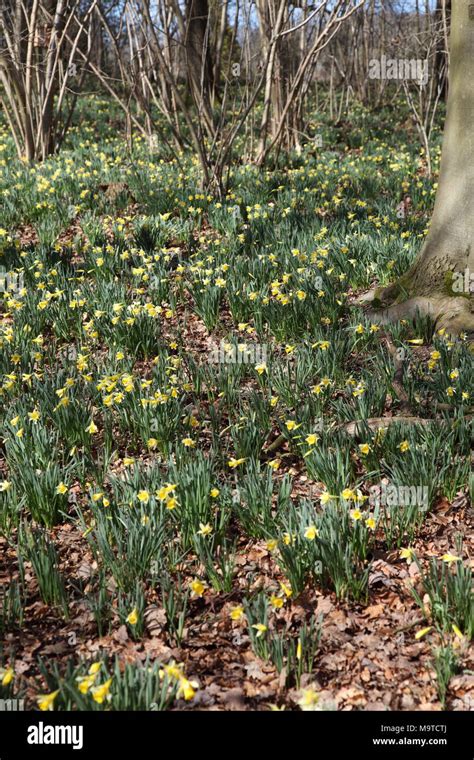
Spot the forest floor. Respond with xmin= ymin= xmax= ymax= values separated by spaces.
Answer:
xmin=0 ymin=101 xmax=473 ymax=711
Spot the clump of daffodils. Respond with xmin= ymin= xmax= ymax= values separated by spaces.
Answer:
xmin=75 ymin=662 xmax=113 ymax=704
xmin=159 ymin=661 xmax=199 ymax=702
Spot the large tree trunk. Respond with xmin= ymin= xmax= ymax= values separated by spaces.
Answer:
xmin=185 ymin=0 xmax=215 ymax=139
xmin=365 ymin=0 xmax=474 ymax=337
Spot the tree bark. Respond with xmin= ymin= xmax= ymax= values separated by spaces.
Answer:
xmin=185 ymin=0 xmax=215 ymax=138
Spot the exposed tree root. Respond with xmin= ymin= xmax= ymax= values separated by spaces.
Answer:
xmin=341 ymin=416 xmax=433 ymax=437
xmin=262 ymin=433 xmax=286 ymax=456
xmin=262 ymin=413 xmax=472 ymax=456
xmin=360 ymin=289 xmax=474 ymax=340
xmin=341 ymin=414 xmax=472 ymax=438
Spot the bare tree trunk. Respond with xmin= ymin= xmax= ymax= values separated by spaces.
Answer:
xmin=185 ymin=0 xmax=215 ymax=138
xmin=365 ymin=0 xmax=474 ymax=337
